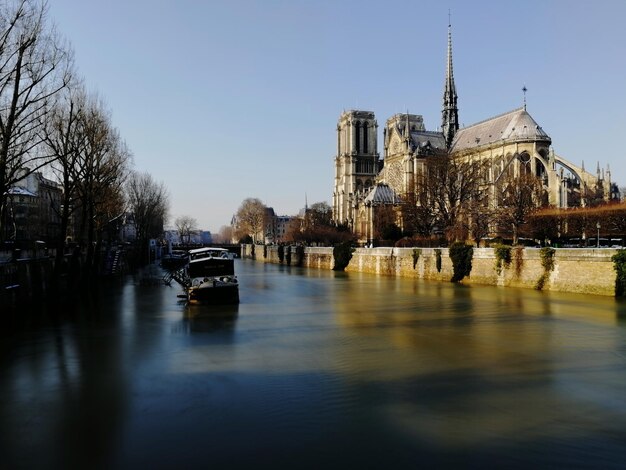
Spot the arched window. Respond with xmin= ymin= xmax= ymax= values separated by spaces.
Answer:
xmin=518 ymin=153 xmax=531 ymax=175
xmin=363 ymin=122 xmax=368 ymax=154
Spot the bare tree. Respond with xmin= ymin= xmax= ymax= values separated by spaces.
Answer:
xmin=126 ymin=171 xmax=169 ymax=258
xmin=401 ymin=187 xmax=438 ymax=238
xmin=373 ymin=204 xmax=400 ymax=242
xmin=0 ymin=0 xmax=73 ymax=241
xmin=427 ymin=155 xmax=487 ymax=242
xmin=74 ymin=96 xmax=130 ymax=271
xmin=216 ymin=225 xmax=233 ymax=243
xmin=235 ymin=197 xmax=266 ymax=243
xmin=42 ymin=85 xmax=85 ymax=260
xmin=464 ymin=197 xmax=496 ymax=246
xmin=497 ymin=172 xmax=545 ymax=244
xmin=175 ymin=215 xmax=197 ymax=244
xmin=306 ymin=201 xmax=332 ymax=227
xmin=403 ymin=155 xmax=487 ymax=242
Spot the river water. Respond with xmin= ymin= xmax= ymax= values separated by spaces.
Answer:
xmin=2 ymin=259 xmax=626 ymax=469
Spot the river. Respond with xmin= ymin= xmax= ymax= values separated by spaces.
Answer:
xmin=1 ymin=259 xmax=626 ymax=469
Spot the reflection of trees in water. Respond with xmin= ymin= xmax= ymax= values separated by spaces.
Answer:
xmin=0 ymin=285 xmax=129 ymax=469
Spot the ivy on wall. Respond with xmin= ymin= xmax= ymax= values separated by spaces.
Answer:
xmin=513 ymin=246 xmax=524 ymax=278
xmin=412 ymin=248 xmax=421 ymax=269
xmin=612 ymin=249 xmax=626 ymax=296
xmin=435 ymin=249 xmax=442 ymax=273
xmin=295 ymin=245 xmax=305 ymax=267
xmin=494 ymin=244 xmax=512 ymax=275
xmin=449 ymin=242 xmax=473 ymax=282
xmin=333 ymin=241 xmax=354 ymax=271
xmin=535 ymin=247 xmax=555 ymax=290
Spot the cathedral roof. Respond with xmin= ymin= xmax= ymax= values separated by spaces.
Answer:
xmin=450 ymin=107 xmax=551 ymax=152
xmin=363 ymin=183 xmax=401 ymax=206
xmin=410 ymin=131 xmax=447 ymax=151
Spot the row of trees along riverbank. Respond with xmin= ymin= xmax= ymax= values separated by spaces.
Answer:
xmin=0 ymin=1 xmax=170 ymax=275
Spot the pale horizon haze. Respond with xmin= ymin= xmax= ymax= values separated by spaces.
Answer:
xmin=48 ymin=0 xmax=626 ymax=234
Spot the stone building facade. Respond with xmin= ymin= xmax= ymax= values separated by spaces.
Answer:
xmin=332 ymin=24 xmax=617 ymax=243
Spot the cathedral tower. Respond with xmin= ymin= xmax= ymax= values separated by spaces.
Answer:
xmin=441 ymin=21 xmax=459 ymax=148
xmin=332 ymin=110 xmax=379 ymax=226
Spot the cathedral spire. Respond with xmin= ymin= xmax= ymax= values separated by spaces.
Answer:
xmin=404 ymin=111 xmax=411 ymax=148
xmin=442 ymin=16 xmax=459 ymax=149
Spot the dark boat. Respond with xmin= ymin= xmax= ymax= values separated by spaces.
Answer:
xmin=161 ymin=250 xmax=188 ymax=271
xmin=185 ymin=248 xmax=239 ymax=304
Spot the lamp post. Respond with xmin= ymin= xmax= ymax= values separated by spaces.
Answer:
xmin=597 ymin=222 xmax=600 ymax=248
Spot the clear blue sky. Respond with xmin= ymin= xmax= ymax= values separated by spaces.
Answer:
xmin=48 ymin=0 xmax=626 ymax=233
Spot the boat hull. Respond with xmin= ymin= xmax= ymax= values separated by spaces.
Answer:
xmin=187 ymin=282 xmax=239 ymax=304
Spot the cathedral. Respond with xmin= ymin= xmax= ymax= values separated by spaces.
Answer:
xmin=332 ymin=24 xmax=617 ymax=244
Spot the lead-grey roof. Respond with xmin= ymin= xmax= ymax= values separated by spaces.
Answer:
xmin=410 ymin=131 xmax=447 ymax=151
xmin=364 ymin=183 xmax=401 ymax=205
xmin=451 ymin=107 xmax=551 ymax=152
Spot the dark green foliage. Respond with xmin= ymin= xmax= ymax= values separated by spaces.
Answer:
xmin=295 ymin=245 xmax=305 ymax=267
xmin=333 ymin=241 xmax=354 ymax=271
xmin=612 ymin=249 xmax=626 ymax=296
xmin=250 ymin=244 xmax=255 ymax=258
xmin=285 ymin=247 xmax=292 ymax=266
xmin=277 ymin=244 xmax=285 ymax=263
xmin=263 ymin=244 xmax=267 ymax=258
xmin=412 ymin=248 xmax=422 ymax=269
xmin=240 ymin=235 xmax=253 ymax=244
xmin=535 ymin=247 xmax=556 ymax=290
xmin=449 ymin=242 xmax=473 ymax=282
xmin=494 ymin=244 xmax=512 ymax=275
xmin=435 ymin=249 xmax=442 ymax=272
xmin=380 ymin=223 xmax=403 ymax=242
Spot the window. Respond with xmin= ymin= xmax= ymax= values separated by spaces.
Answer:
xmin=363 ymin=122 xmax=368 ymax=154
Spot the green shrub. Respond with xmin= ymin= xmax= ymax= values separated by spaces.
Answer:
xmin=251 ymin=244 xmax=255 ymax=258
xmin=412 ymin=248 xmax=422 ymax=269
xmin=612 ymin=249 xmax=626 ymax=296
xmin=263 ymin=244 xmax=267 ymax=258
xmin=435 ymin=249 xmax=442 ymax=272
xmin=333 ymin=241 xmax=354 ymax=271
xmin=277 ymin=244 xmax=284 ymax=263
xmin=535 ymin=247 xmax=556 ymax=290
xmin=449 ymin=242 xmax=473 ymax=282
xmin=494 ymin=244 xmax=512 ymax=275
xmin=285 ymin=246 xmax=292 ymax=266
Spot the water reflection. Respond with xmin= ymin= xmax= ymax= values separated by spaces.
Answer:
xmin=1 ymin=260 xmax=626 ymax=468
xmin=179 ymin=304 xmax=239 ymax=334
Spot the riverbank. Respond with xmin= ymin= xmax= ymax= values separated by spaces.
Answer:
xmin=242 ymin=244 xmax=618 ymax=296
xmin=0 ymin=245 xmax=131 ymax=310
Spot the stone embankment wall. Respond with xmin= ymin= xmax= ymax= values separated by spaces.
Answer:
xmin=242 ymin=244 xmax=618 ymax=296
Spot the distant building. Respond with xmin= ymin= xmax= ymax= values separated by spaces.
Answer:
xmin=163 ymin=229 xmax=180 ymax=245
xmin=200 ymin=231 xmax=212 ymax=244
xmin=119 ymin=213 xmax=137 ymax=242
xmin=5 ymin=170 xmax=62 ymax=242
xmin=274 ymin=215 xmax=296 ymax=243
xmin=162 ymin=229 xmax=211 ymax=245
